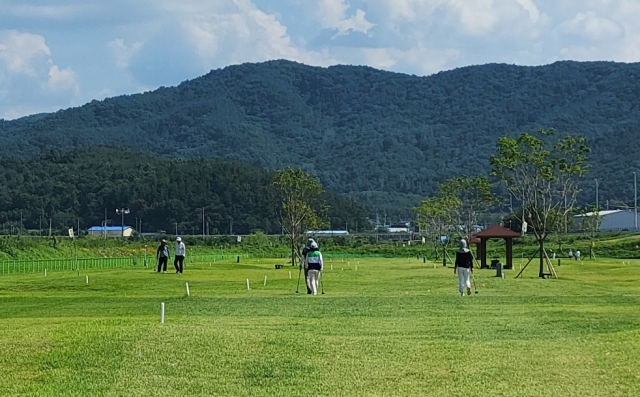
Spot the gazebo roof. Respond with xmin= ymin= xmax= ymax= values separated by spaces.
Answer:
xmin=474 ymin=224 xmax=520 ymax=238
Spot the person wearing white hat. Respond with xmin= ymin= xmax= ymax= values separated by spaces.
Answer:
xmin=174 ymin=237 xmax=186 ymax=274
xmin=304 ymin=241 xmax=323 ymax=295
xmin=454 ymin=239 xmax=474 ymax=296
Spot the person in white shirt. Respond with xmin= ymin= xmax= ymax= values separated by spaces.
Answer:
xmin=174 ymin=237 xmax=186 ymax=274
xmin=575 ymin=250 xmax=581 ymax=261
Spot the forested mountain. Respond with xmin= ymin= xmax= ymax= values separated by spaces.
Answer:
xmin=1 ymin=60 xmax=640 ymax=217
xmin=0 ymin=147 xmax=368 ymax=235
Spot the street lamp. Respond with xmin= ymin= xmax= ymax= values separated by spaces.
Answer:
xmin=115 ymin=208 xmax=130 ymax=237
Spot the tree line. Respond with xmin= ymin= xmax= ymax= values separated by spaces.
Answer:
xmin=0 ymin=147 xmax=369 ymax=235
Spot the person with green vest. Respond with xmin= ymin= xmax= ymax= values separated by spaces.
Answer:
xmin=304 ymin=240 xmax=323 ymax=295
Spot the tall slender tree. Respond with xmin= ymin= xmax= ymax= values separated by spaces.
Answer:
xmin=272 ymin=168 xmax=327 ymax=267
xmin=490 ymin=128 xmax=590 ymax=278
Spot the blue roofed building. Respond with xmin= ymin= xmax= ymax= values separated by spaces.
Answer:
xmin=87 ymin=225 xmax=134 ymax=237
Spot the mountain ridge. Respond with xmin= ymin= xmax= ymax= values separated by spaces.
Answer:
xmin=2 ymin=59 xmax=639 ymax=217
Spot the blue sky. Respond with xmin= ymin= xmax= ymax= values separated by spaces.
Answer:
xmin=1 ymin=0 xmax=639 ymax=119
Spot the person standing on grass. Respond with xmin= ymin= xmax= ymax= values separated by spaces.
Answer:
xmin=304 ymin=240 xmax=323 ymax=295
xmin=568 ymin=249 xmax=573 ymax=260
xmin=575 ymin=250 xmax=581 ymax=261
xmin=301 ymin=238 xmax=316 ymax=294
xmin=175 ymin=237 xmax=186 ymax=274
xmin=454 ymin=239 xmax=474 ymax=296
xmin=156 ymin=239 xmax=170 ymax=273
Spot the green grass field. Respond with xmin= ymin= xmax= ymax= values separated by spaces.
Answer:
xmin=1 ymin=256 xmax=639 ymax=396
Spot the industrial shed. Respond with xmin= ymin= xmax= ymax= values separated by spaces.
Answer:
xmin=574 ymin=210 xmax=637 ymax=232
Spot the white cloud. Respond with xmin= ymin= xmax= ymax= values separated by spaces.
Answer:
xmin=315 ymin=0 xmax=375 ymax=35
xmin=2 ymin=4 xmax=98 ymax=20
xmin=559 ymin=11 xmax=624 ymax=41
xmin=44 ymin=65 xmax=80 ymax=94
xmin=108 ymin=38 xmax=144 ymax=69
xmin=0 ymin=30 xmax=51 ymax=76
xmin=161 ymin=0 xmax=337 ymax=71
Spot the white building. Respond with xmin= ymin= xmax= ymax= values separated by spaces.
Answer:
xmin=574 ymin=210 xmax=637 ymax=232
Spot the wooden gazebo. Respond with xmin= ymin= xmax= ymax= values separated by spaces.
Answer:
xmin=472 ymin=225 xmax=520 ymax=269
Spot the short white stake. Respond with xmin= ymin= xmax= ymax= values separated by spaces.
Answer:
xmin=330 ymin=264 xmax=333 ymax=270
xmin=86 ymin=276 xmax=89 ymax=284
xmin=44 ymin=269 xmax=47 ymax=276
xmin=434 ymin=263 xmax=436 ymax=269
xmin=264 ymin=275 xmax=267 ymax=286
xmin=501 ymin=273 xmax=505 ymax=279
xmin=185 ymin=282 xmax=190 ymax=297
xmin=160 ymin=302 xmax=165 ymax=324
xmin=289 ymin=271 xmax=291 ymax=279
xmin=246 ymin=278 xmax=251 ymax=290
xmin=355 ymin=265 xmax=358 ymax=271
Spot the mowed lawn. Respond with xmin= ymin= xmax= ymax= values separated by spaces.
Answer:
xmin=1 ymin=256 xmax=639 ymax=397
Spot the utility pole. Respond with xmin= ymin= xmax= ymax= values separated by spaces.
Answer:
xmin=634 ymin=172 xmax=637 ymax=231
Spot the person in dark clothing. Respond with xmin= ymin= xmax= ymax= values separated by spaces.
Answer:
xmin=156 ymin=239 xmax=170 ymax=273
xmin=301 ymin=238 xmax=316 ymax=294
xmin=454 ymin=239 xmax=474 ymax=296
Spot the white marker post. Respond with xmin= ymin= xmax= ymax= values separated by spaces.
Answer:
xmin=44 ymin=269 xmax=47 ymax=276
xmin=246 ymin=279 xmax=251 ymax=290
xmin=355 ymin=265 xmax=358 ymax=271
xmin=86 ymin=276 xmax=89 ymax=284
xmin=330 ymin=264 xmax=333 ymax=271
xmin=185 ymin=282 xmax=190 ymax=297
xmin=160 ymin=302 xmax=165 ymax=324
xmin=289 ymin=271 xmax=292 ymax=279
xmin=434 ymin=263 xmax=436 ymax=269
xmin=263 ymin=275 xmax=267 ymax=286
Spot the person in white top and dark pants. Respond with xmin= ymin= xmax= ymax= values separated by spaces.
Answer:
xmin=174 ymin=237 xmax=186 ymax=274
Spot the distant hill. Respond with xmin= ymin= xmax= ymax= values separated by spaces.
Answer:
xmin=2 ymin=60 xmax=640 ymax=217
xmin=0 ymin=147 xmax=368 ymax=234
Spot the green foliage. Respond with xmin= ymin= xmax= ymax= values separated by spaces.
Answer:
xmin=2 ymin=60 xmax=639 ymax=216
xmin=0 ymin=147 xmax=368 ymax=237
xmin=490 ymin=129 xmax=590 ymax=241
xmin=272 ymin=167 xmax=327 ymax=264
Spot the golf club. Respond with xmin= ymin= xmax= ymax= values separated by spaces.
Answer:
xmin=295 ymin=263 xmax=302 ymax=294
xmin=471 ymin=272 xmax=478 ymax=294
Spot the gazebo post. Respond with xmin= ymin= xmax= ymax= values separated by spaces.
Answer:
xmin=481 ymin=238 xmax=488 ymax=268
xmin=506 ymin=238 xmax=513 ymax=269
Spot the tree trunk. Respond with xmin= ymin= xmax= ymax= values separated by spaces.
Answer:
xmin=538 ymin=239 xmax=545 ymax=278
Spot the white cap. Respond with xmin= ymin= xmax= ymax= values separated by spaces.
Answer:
xmin=176 ymin=237 xmax=182 ymax=242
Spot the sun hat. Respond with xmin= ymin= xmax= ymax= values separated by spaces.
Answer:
xmin=458 ymin=239 xmax=469 ymax=253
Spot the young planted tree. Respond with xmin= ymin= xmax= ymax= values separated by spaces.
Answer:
xmin=271 ymin=168 xmax=327 ymax=267
xmin=490 ymin=129 xmax=590 ymax=278
xmin=439 ymin=175 xmax=499 ymax=239
xmin=414 ymin=194 xmax=459 ymax=265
